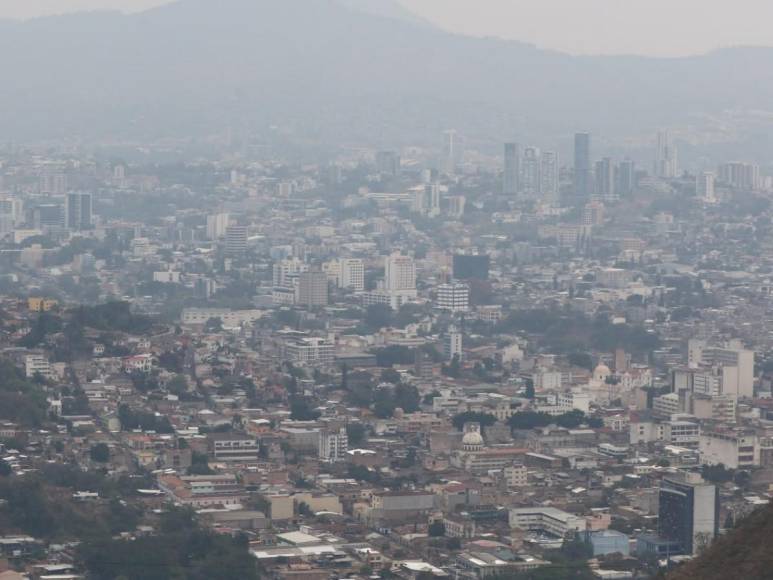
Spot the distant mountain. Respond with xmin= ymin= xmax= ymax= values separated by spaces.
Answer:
xmin=0 ymin=0 xmax=772 ymax=154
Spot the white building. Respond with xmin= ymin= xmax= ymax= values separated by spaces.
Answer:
xmin=444 ymin=326 xmax=463 ymax=361
xmin=25 ymin=353 xmax=54 ymax=379
xmin=319 ymin=427 xmax=349 ymax=463
xmin=436 ymin=283 xmax=469 ymax=312
xmin=340 ymin=258 xmax=365 ymax=291
xmin=699 ymin=431 xmax=758 ymax=469
xmin=509 ymin=507 xmax=587 ymax=537
xmin=206 ymin=213 xmax=230 ymax=240
xmin=385 ymin=252 xmax=416 ymax=292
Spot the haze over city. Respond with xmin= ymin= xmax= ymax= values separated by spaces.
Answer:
xmin=0 ymin=2 xmax=772 ymax=580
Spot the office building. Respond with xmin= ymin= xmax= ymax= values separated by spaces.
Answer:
xmin=447 ymin=195 xmax=466 ymax=218
xmin=521 ymin=146 xmax=541 ymax=197
xmin=376 ymin=151 xmax=401 ymax=177
xmin=617 ymin=159 xmax=636 ymax=196
xmin=655 ymin=130 xmax=679 ymax=178
xmin=503 ymin=142 xmax=520 ymax=195
xmin=540 ymin=151 xmax=559 ymax=203
xmin=509 ymin=507 xmax=587 ymax=538
xmin=595 ymin=157 xmax=615 ymax=198
xmin=658 ymin=473 xmax=718 ymax=555
xmin=225 ymin=225 xmax=248 ymax=255
xmin=453 ymin=254 xmax=490 ymax=281
xmin=574 ymin=132 xmax=592 ymax=198
xmin=34 ymin=204 xmax=64 ymax=229
xmin=206 ymin=212 xmax=230 ymax=240
xmin=297 ymin=271 xmax=329 ymax=308
xmin=385 ymin=252 xmax=416 ymax=292
xmin=442 ymin=130 xmax=460 ymax=174
xmin=65 ymin=192 xmax=93 ymax=230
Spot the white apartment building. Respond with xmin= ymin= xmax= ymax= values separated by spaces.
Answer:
xmin=25 ymin=354 xmax=54 ymax=379
xmin=436 ymin=283 xmax=470 ymax=312
xmin=699 ymin=431 xmax=759 ymax=469
xmin=319 ymin=427 xmax=349 ymax=462
xmin=283 ymin=337 xmax=335 ymax=368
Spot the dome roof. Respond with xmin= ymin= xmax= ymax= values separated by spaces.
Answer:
xmin=594 ymin=363 xmax=611 ymax=376
xmin=462 ymin=430 xmax=484 ymax=446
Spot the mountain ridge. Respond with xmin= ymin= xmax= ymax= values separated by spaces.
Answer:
xmin=0 ymin=0 xmax=771 ymax=150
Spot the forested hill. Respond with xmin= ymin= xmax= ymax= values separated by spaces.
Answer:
xmin=667 ymin=502 xmax=773 ymax=580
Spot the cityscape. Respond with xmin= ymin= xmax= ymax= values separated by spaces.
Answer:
xmin=0 ymin=1 xmax=772 ymax=580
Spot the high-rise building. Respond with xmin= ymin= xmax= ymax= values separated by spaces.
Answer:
xmin=65 ymin=192 xmax=93 ymax=230
xmin=442 ymin=130 xmax=460 ymax=174
xmin=206 ymin=213 xmax=230 ymax=240
xmin=522 ymin=147 xmax=541 ymax=197
xmin=34 ymin=204 xmax=64 ymax=229
xmin=594 ymin=157 xmax=615 ymax=198
xmin=436 ymin=283 xmax=470 ymax=312
xmin=658 ymin=473 xmax=719 ymax=555
xmin=444 ymin=326 xmax=463 ymax=361
xmin=503 ymin=142 xmax=521 ymax=195
xmin=225 ymin=225 xmax=248 ymax=255
xmin=385 ymin=252 xmax=416 ymax=292
xmin=340 ymin=258 xmax=365 ymax=292
xmin=453 ymin=254 xmax=490 ymax=281
xmin=617 ymin=159 xmax=636 ymax=196
xmin=540 ymin=151 xmax=559 ymax=204
xmin=655 ymin=130 xmax=679 ymax=178
xmin=297 ymin=271 xmax=329 ymax=308
xmin=574 ymin=133 xmax=592 ymax=198
xmin=274 ymin=257 xmax=308 ymax=287
xmin=319 ymin=427 xmax=348 ymax=462
xmin=447 ymin=195 xmax=466 ymax=218
xmin=376 ymin=151 xmax=401 ymax=177
xmin=697 ymin=172 xmax=716 ymax=202
xmin=718 ymin=162 xmax=760 ymax=191
xmin=412 ymin=184 xmax=440 ymax=217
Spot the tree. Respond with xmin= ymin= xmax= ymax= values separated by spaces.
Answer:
xmin=365 ymin=304 xmax=393 ymax=330
xmin=290 ymin=396 xmax=321 ymax=421
xmin=525 ymin=378 xmax=535 ymax=399
xmin=346 ymin=423 xmax=366 ymax=446
xmin=0 ymin=461 xmax=11 ymax=477
xmin=428 ymin=521 xmax=446 ymax=537
xmin=380 ymin=368 xmax=401 ymax=384
xmin=451 ymin=412 xmax=496 ymax=432
xmin=89 ymin=443 xmax=110 ymax=463
xmin=394 ymin=383 xmax=420 ymax=413
xmin=204 ymin=317 xmax=224 ymax=332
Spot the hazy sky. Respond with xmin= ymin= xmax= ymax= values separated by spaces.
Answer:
xmin=1 ymin=0 xmax=772 ymax=57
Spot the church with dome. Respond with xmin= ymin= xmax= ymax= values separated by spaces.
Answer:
xmin=450 ymin=422 xmax=527 ymax=474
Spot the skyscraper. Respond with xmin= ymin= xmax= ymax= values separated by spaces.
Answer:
xmin=376 ymin=150 xmax=401 ymax=177
xmin=442 ymin=130 xmax=460 ymax=174
xmin=206 ymin=212 xmax=230 ymax=240
xmin=574 ymin=133 xmax=592 ymax=198
xmin=225 ymin=225 xmax=248 ymax=255
xmin=340 ymin=258 xmax=365 ymax=292
xmin=617 ymin=159 xmax=636 ymax=196
xmin=521 ymin=147 xmax=541 ymax=197
xmin=65 ymin=192 xmax=93 ymax=230
xmin=297 ymin=270 xmax=329 ymax=308
xmin=697 ymin=171 xmax=716 ymax=202
xmin=540 ymin=151 xmax=559 ymax=204
xmin=655 ymin=130 xmax=679 ymax=178
xmin=503 ymin=142 xmax=520 ymax=195
xmin=658 ymin=473 xmax=719 ymax=555
xmin=594 ymin=157 xmax=615 ymax=199
xmin=385 ymin=252 xmax=416 ymax=292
